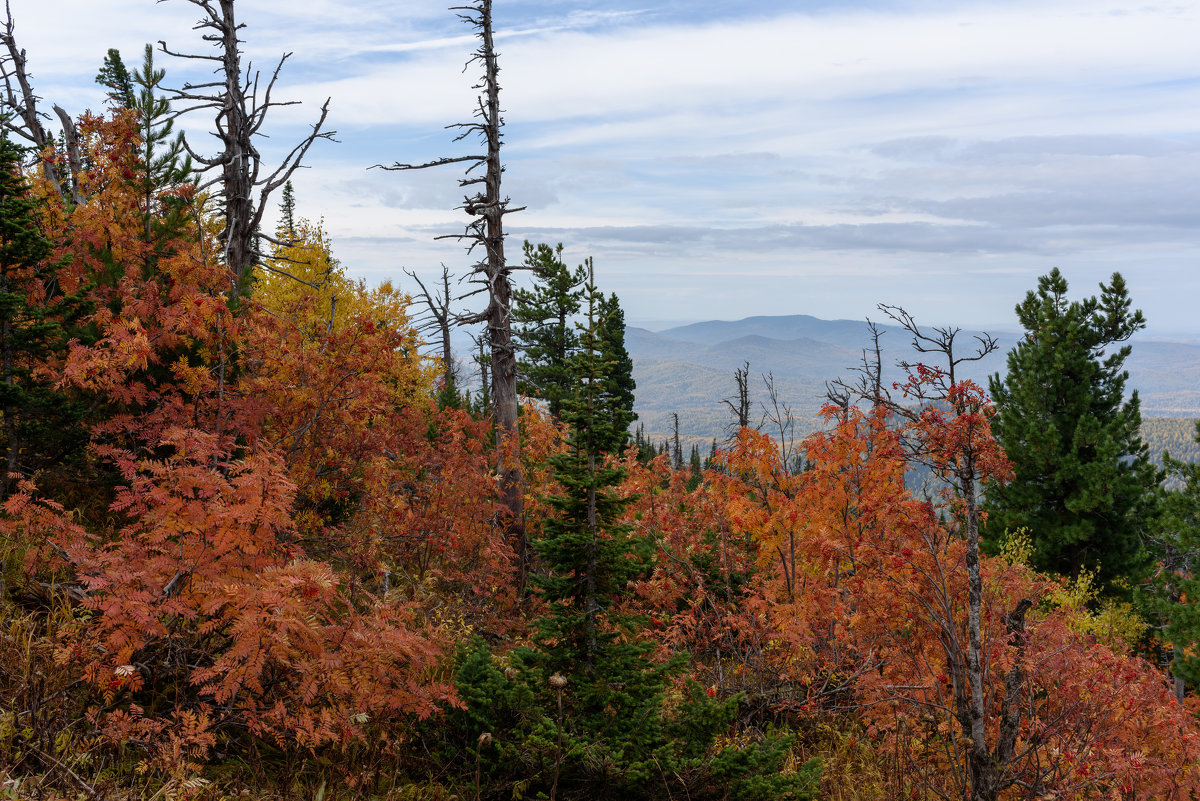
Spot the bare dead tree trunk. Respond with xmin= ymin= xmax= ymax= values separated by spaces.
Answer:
xmin=671 ymin=412 xmax=683 ymax=471
xmin=406 ymin=265 xmax=459 ymax=390
xmin=721 ymin=361 xmax=752 ymax=441
xmin=0 ymin=3 xmax=82 ymax=203
xmin=159 ymin=0 xmax=332 ymax=291
xmin=760 ymin=371 xmax=797 ymax=472
xmin=375 ymin=0 xmax=529 ymax=583
xmin=474 ymin=331 xmax=491 ymax=412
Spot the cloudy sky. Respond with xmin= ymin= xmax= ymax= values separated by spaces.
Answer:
xmin=11 ymin=0 xmax=1200 ymax=333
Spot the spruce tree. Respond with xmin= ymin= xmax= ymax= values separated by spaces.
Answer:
xmin=985 ymin=268 xmax=1157 ymax=587
xmin=512 ymin=241 xmax=585 ymax=419
xmin=597 ymin=287 xmax=636 ymax=446
xmin=278 ymin=180 xmax=298 ymax=242
xmin=509 ymin=263 xmax=816 ymax=798
xmin=532 ymin=263 xmax=647 ymax=670
xmin=0 ymin=136 xmax=89 ymax=500
xmin=525 ymin=260 xmax=664 ymax=782
xmin=95 ymin=48 xmax=135 ymax=107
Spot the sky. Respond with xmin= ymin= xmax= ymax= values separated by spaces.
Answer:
xmin=10 ymin=0 xmax=1200 ymax=334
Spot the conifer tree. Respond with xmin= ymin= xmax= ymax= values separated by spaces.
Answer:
xmin=1142 ymin=421 xmax=1200 ymax=698
xmin=278 ymin=180 xmax=297 ymax=243
xmin=687 ymin=443 xmax=703 ymax=490
xmin=532 ymin=262 xmax=647 ymax=669
xmin=96 ymin=45 xmax=192 ymax=253
xmin=0 ymin=136 xmax=88 ymax=499
xmin=985 ymin=268 xmax=1157 ymax=586
xmin=597 ymin=288 xmax=636 ymax=445
xmin=525 ymin=260 xmax=662 ymax=771
xmin=95 ymin=48 xmax=134 ymax=107
xmin=512 ymin=262 xmax=813 ymax=797
xmin=512 ymin=241 xmax=585 ymax=419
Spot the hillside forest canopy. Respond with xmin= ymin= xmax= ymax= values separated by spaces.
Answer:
xmin=2 ymin=3 xmax=1200 ymax=800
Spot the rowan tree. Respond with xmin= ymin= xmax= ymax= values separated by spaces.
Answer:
xmin=0 ymin=112 xmax=478 ymax=786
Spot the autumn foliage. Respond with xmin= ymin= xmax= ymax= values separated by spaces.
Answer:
xmin=626 ymin=402 xmax=1200 ymax=800
xmin=1 ymin=109 xmax=1198 ymax=801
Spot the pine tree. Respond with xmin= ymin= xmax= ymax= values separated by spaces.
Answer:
xmin=95 ymin=48 xmax=134 ymax=107
xmin=512 ymin=241 xmax=585 ymax=419
xmin=96 ymin=45 xmax=193 ymax=256
xmin=985 ymin=268 xmax=1157 ymax=587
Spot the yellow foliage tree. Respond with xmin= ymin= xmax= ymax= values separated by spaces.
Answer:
xmin=247 ymin=211 xmax=441 ymax=548
xmin=255 ymin=216 xmax=413 ymax=342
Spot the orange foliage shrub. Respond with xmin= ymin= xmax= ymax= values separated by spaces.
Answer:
xmin=2 ymin=111 xmax=510 ymax=777
xmin=628 ymin=406 xmax=1200 ymax=799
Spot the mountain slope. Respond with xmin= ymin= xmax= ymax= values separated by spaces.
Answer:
xmin=628 ymin=314 xmax=1200 ymax=446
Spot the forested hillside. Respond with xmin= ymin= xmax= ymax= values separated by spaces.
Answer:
xmin=2 ymin=3 xmax=1200 ymax=801
xmin=627 ymin=315 xmax=1200 ymax=451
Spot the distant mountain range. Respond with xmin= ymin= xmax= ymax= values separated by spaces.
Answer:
xmin=626 ymin=314 xmax=1200 ymax=447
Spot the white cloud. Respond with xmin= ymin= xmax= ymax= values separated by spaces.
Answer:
xmin=5 ymin=0 xmax=1199 ymax=330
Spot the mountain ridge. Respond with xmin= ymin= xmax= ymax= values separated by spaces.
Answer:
xmin=627 ymin=313 xmax=1200 ymax=447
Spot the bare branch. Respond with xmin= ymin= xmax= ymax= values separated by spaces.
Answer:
xmin=0 ymin=2 xmax=70 ymax=198
xmin=370 ymin=155 xmax=484 ymax=171
xmin=159 ymin=0 xmax=332 ymax=287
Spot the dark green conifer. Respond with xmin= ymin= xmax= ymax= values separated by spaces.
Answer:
xmin=523 ymin=259 xmax=663 ymax=782
xmin=278 ymin=180 xmax=298 ymax=242
xmin=95 ymin=48 xmax=135 ymax=107
xmin=1141 ymin=420 xmax=1200 ymax=696
xmin=596 ymin=289 xmax=636 ymax=445
xmin=0 ymin=137 xmax=89 ymax=501
xmin=985 ymin=268 xmax=1157 ymax=587
xmin=498 ymin=260 xmax=817 ymax=798
xmin=531 ymin=261 xmax=647 ymax=670
xmin=512 ymin=242 xmax=585 ymax=419
xmin=687 ymin=443 xmax=703 ymax=490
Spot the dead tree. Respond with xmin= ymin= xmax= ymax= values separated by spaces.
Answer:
xmin=0 ymin=2 xmax=82 ymax=203
xmin=472 ymin=329 xmax=491 ymax=413
xmin=374 ymin=0 xmax=528 ymax=573
xmin=159 ymin=0 xmax=333 ymax=288
xmin=720 ymin=361 xmax=752 ymax=441
xmin=759 ymin=372 xmax=799 ymax=473
xmin=671 ymin=412 xmax=683 ymax=471
xmin=405 ymin=265 xmax=459 ymax=391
